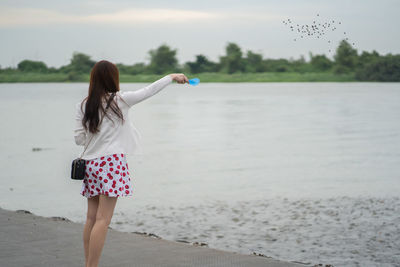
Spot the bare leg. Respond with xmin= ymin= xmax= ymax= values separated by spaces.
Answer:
xmin=83 ymin=195 xmax=99 ymax=267
xmin=86 ymin=195 xmax=118 ymax=267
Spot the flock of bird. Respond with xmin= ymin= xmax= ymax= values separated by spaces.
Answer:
xmin=282 ymin=14 xmax=355 ymax=53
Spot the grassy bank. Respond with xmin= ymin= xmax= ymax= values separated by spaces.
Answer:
xmin=0 ymin=72 xmax=356 ymax=83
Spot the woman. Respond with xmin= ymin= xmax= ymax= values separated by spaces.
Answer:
xmin=73 ymin=60 xmax=188 ymax=267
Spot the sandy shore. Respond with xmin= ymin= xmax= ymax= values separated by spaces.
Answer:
xmin=0 ymin=207 xmax=303 ymax=267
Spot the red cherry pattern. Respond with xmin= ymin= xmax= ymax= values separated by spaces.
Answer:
xmin=80 ymin=153 xmax=133 ymax=198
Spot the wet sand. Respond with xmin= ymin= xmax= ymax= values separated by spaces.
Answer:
xmin=0 ymin=207 xmax=302 ymax=267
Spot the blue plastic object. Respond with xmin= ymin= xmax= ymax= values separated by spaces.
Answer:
xmin=188 ymin=78 xmax=200 ymax=86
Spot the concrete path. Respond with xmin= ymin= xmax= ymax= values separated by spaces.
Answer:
xmin=0 ymin=207 xmax=303 ymax=267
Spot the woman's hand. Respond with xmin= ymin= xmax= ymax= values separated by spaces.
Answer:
xmin=169 ymin=73 xmax=189 ymax=84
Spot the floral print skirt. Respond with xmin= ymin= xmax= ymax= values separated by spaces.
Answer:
xmin=80 ymin=153 xmax=133 ymax=198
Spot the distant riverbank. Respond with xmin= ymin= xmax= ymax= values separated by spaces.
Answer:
xmin=0 ymin=72 xmax=356 ymax=83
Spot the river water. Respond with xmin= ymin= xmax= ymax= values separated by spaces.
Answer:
xmin=0 ymin=82 xmax=399 ymax=266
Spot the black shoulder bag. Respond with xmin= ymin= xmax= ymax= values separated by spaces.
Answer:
xmin=71 ymin=93 xmax=115 ymax=180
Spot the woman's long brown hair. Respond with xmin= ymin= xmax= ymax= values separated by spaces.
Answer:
xmin=80 ymin=60 xmax=125 ymax=134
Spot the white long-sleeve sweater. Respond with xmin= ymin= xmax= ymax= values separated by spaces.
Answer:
xmin=74 ymin=74 xmax=173 ymax=160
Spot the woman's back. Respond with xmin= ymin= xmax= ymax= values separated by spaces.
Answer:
xmin=74 ymin=74 xmax=173 ymax=160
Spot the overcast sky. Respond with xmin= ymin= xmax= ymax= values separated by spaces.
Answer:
xmin=0 ymin=0 xmax=399 ymax=68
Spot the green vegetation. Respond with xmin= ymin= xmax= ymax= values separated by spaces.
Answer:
xmin=1 ymin=40 xmax=399 ymax=82
xmin=118 ymin=72 xmax=354 ymax=83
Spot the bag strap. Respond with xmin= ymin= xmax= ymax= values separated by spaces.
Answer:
xmin=79 ymin=92 xmax=115 ymax=159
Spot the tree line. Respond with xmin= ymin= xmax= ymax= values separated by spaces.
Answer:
xmin=1 ymin=40 xmax=399 ymax=81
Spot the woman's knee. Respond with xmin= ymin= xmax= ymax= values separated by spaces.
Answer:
xmin=95 ymin=212 xmax=113 ymax=226
xmin=86 ymin=216 xmax=97 ymax=225
xmin=95 ymin=196 xmax=117 ymax=225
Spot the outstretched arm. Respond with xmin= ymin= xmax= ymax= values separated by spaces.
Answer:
xmin=120 ymin=73 xmax=189 ymax=107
